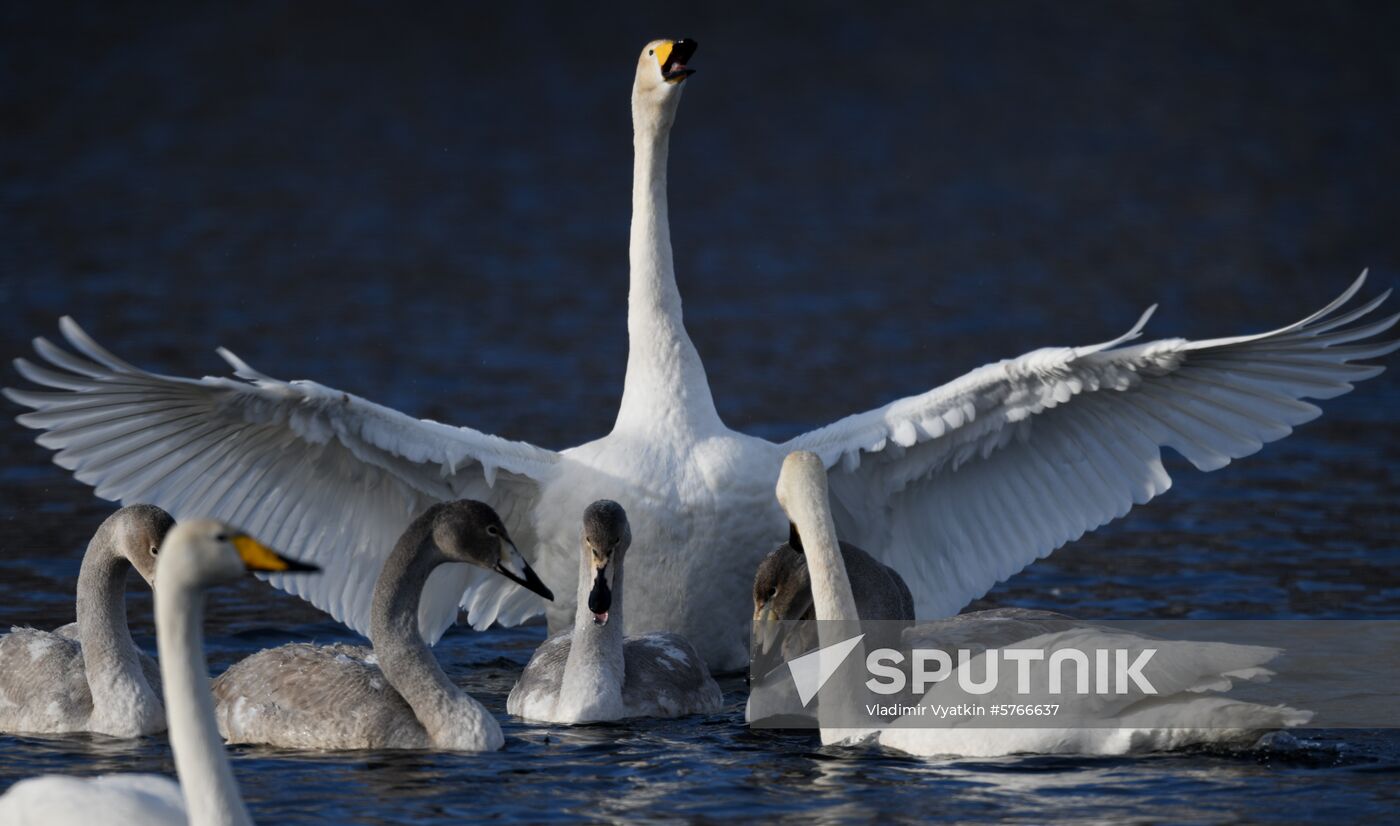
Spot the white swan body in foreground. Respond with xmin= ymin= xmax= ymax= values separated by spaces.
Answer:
xmin=212 ymin=500 xmax=552 ymax=751
xmin=508 ymin=501 xmax=721 ymax=723
xmin=774 ymin=451 xmax=1310 ymax=757
xmin=0 ymin=505 xmax=172 ymax=737
xmin=0 ymin=520 xmax=317 ymax=826
xmin=5 ymin=38 xmax=1396 ymax=672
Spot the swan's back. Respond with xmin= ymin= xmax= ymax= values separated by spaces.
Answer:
xmin=0 ymin=628 xmax=93 ymax=734
xmin=0 ymin=773 xmax=185 ymax=826
xmin=507 ymin=630 xmax=722 ymax=721
xmin=840 ymin=542 xmax=915 ymax=621
xmin=507 ymin=632 xmax=573 ymax=719
xmin=212 ymin=642 xmax=428 ymax=750
xmin=621 ymin=633 xmax=723 ymax=718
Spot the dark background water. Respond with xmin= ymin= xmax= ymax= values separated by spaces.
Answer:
xmin=2 ymin=1 xmax=1398 ymax=823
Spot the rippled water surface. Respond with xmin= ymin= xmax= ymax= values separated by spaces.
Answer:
xmin=2 ymin=3 xmax=1399 ymax=823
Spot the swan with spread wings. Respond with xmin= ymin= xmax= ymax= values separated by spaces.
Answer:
xmin=6 ymin=39 xmax=1396 ymax=671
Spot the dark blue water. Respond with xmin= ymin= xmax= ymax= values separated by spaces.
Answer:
xmin=2 ymin=2 xmax=1399 ymax=823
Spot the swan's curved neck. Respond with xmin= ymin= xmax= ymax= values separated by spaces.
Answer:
xmin=559 ymin=551 xmax=626 ymax=718
xmin=369 ymin=524 xmax=498 ymax=747
xmin=615 ymin=91 xmax=720 ymax=435
xmin=787 ymin=483 xmax=860 ymax=624
xmin=76 ymin=526 xmax=161 ymax=735
xmin=783 ymin=469 xmax=875 ymax=746
xmin=156 ymin=581 xmax=251 ymax=826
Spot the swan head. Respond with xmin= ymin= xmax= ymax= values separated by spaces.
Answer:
xmin=776 ymin=450 xmax=829 ymax=525
xmin=633 ymin=39 xmax=697 ymax=119
xmin=752 ymin=541 xmax=814 ymax=625
xmin=155 ymin=519 xmax=317 ymax=590
xmin=582 ymin=499 xmax=631 ymax=626
xmin=107 ymin=504 xmax=175 ymax=586
xmin=432 ymin=500 xmax=554 ymax=601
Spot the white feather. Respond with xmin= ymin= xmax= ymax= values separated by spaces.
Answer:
xmin=790 ymin=271 xmax=1398 ymax=619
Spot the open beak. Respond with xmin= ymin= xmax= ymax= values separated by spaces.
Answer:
xmin=494 ymin=539 xmax=554 ymax=601
xmin=658 ymin=38 xmax=697 ymax=83
xmin=587 ymin=560 xmax=613 ymax=625
xmin=233 ymin=534 xmax=319 ymax=574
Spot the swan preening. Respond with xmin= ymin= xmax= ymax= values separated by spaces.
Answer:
xmin=0 ymin=520 xmax=317 ymax=826
xmin=4 ymin=41 xmax=1398 ymax=675
xmin=772 ymin=451 xmax=1311 ymax=757
xmin=507 ymin=500 xmax=722 ymax=723
xmin=213 ymin=500 xmax=552 ymax=751
xmin=0 ymin=505 xmax=172 ymax=737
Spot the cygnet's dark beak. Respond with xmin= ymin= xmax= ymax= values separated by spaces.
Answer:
xmin=495 ymin=540 xmax=554 ymax=601
xmin=588 ymin=566 xmax=612 ymax=625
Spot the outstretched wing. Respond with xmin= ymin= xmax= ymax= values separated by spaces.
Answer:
xmin=785 ymin=272 xmax=1397 ymax=618
xmin=4 ymin=318 xmax=561 ymax=642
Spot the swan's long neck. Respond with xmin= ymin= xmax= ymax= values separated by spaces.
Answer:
xmin=558 ymin=551 xmax=627 ymax=719
xmin=156 ymin=581 xmax=251 ymax=826
xmin=614 ymin=90 xmax=720 ymax=434
xmin=788 ymin=494 xmax=860 ymax=624
xmin=76 ymin=527 xmax=162 ymax=735
xmin=783 ymin=465 xmax=874 ymax=745
xmin=369 ymin=525 xmax=500 ymax=749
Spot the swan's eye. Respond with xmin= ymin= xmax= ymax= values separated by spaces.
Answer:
xmin=150 ymin=545 xmax=159 ymax=557
xmin=215 ymin=532 xmax=229 ymax=543
xmin=486 ymin=525 xmax=499 ymax=537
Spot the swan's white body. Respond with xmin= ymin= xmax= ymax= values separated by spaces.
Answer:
xmin=774 ymin=451 xmax=1310 ymax=758
xmin=534 ymin=431 xmax=786 ymax=671
xmin=4 ymin=40 xmax=1396 ymax=672
xmin=0 ymin=520 xmax=307 ymax=826
xmin=0 ymin=506 xmax=169 ymax=737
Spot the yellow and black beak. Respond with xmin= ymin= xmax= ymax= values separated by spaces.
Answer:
xmin=656 ymin=38 xmax=697 ymax=83
xmin=232 ymin=534 xmax=319 ymax=574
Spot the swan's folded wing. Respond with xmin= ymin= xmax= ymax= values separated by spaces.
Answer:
xmin=4 ymin=318 xmax=561 ymax=641
xmin=785 ymin=272 xmax=1397 ymax=618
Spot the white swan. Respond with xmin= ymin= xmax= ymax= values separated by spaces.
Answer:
xmin=773 ymin=450 xmax=1311 ymax=757
xmin=0 ymin=505 xmax=172 ymax=737
xmin=4 ymin=38 xmax=1396 ymax=672
xmin=0 ymin=520 xmax=317 ymax=826
xmin=211 ymin=500 xmax=552 ymax=751
xmin=507 ymin=500 xmax=722 ymax=723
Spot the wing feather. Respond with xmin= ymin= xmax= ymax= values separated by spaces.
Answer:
xmin=4 ymin=320 xmax=561 ymax=641
xmin=787 ymin=273 xmax=1393 ymax=618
